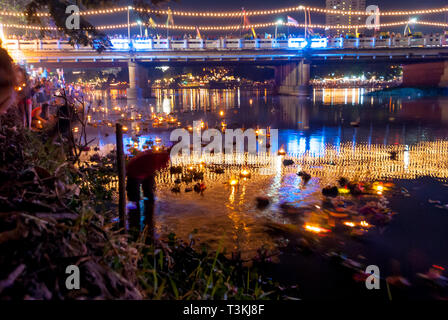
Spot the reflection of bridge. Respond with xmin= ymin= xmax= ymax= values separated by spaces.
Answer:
xmin=6 ymin=36 xmax=448 ymax=97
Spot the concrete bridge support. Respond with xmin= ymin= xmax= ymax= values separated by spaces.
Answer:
xmin=128 ymin=61 xmax=151 ymax=100
xmin=275 ymin=60 xmax=311 ymax=96
xmin=402 ymin=61 xmax=448 ymax=88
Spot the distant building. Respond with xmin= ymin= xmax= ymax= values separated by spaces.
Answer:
xmin=325 ymin=0 xmax=366 ymax=36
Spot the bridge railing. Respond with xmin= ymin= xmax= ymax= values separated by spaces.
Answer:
xmin=4 ymin=35 xmax=448 ymax=52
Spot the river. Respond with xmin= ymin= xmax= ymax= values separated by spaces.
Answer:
xmin=84 ymin=87 xmax=448 ymax=299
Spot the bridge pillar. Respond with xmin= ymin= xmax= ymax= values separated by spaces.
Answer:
xmin=128 ymin=61 xmax=151 ymax=100
xmin=402 ymin=61 xmax=448 ymax=88
xmin=275 ymin=60 xmax=311 ymax=96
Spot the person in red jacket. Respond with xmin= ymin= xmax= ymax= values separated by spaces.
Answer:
xmin=126 ymin=149 xmax=170 ymax=203
xmin=126 ymin=148 xmax=170 ymax=236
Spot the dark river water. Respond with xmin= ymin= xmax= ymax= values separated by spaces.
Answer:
xmin=84 ymin=87 xmax=448 ymax=299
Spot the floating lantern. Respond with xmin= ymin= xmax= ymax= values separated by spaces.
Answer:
xmin=278 ymin=146 xmax=286 ymax=156
xmin=360 ymin=221 xmax=369 ymax=227
xmin=229 ymin=179 xmax=239 ymax=186
xmin=338 ymin=187 xmax=350 ymax=194
xmin=219 ymin=110 xmax=224 ymax=117
xmin=122 ymin=126 xmax=128 ymax=132
xmin=344 ymin=221 xmax=356 ymax=228
xmin=304 ymin=224 xmax=329 ymax=234
xmin=239 ymin=169 xmax=251 ymax=178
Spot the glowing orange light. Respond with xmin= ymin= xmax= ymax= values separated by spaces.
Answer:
xmin=360 ymin=220 xmax=369 ymax=227
xmin=278 ymin=146 xmax=286 ymax=156
xmin=344 ymin=221 xmax=356 ymax=227
xmin=229 ymin=179 xmax=239 ymax=186
xmin=304 ymin=224 xmax=329 ymax=234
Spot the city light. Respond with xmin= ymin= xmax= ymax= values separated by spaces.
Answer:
xmin=2 ymin=5 xmax=448 ymax=18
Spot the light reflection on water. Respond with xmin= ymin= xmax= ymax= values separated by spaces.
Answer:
xmin=86 ymin=87 xmax=448 ymax=256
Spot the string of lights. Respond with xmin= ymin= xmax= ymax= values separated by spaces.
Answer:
xmin=1 ymin=6 xmax=448 ymax=18
xmin=2 ymin=20 xmax=447 ymax=31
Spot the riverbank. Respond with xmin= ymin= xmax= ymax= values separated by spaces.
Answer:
xmin=366 ymin=86 xmax=448 ymax=97
xmin=0 ymin=109 xmax=300 ymax=300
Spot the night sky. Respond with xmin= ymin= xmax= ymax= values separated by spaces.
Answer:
xmin=97 ymin=0 xmax=448 ymax=36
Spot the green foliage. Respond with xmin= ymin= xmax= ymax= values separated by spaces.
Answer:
xmin=22 ymin=0 xmax=169 ymax=51
xmin=135 ymin=233 xmax=300 ymax=300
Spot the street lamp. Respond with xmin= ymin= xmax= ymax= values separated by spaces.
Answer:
xmin=137 ymin=20 xmax=142 ymax=37
xmin=127 ymin=6 xmax=132 ymax=41
xmin=404 ymin=17 xmax=417 ymax=36
xmin=275 ymin=19 xmax=283 ymax=39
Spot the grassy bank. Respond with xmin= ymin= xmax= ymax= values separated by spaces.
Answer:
xmin=0 ymin=109 xmax=299 ymax=300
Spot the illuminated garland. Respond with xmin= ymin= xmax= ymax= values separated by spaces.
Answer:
xmin=1 ymin=6 xmax=448 ymax=18
xmin=2 ymin=20 xmax=447 ymax=31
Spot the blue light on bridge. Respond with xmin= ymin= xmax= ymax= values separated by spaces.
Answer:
xmin=310 ymin=38 xmax=328 ymax=48
xmin=110 ymin=39 xmax=130 ymax=50
xmin=288 ymin=38 xmax=308 ymax=49
xmin=133 ymin=39 xmax=152 ymax=50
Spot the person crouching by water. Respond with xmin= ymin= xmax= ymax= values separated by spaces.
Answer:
xmin=125 ymin=147 xmax=170 ymax=238
xmin=31 ymin=103 xmax=51 ymax=130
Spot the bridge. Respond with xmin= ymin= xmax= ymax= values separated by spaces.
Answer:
xmin=2 ymin=3 xmax=448 ymax=97
xmin=5 ymin=36 xmax=448 ymax=97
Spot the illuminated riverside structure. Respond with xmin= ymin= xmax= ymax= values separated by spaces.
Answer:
xmin=2 ymin=4 xmax=448 ymax=97
xmin=5 ymin=35 xmax=448 ymax=97
xmin=4 ymin=35 xmax=448 ymax=52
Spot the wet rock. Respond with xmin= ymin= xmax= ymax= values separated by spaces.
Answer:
xmin=297 ymin=171 xmax=311 ymax=184
xmin=322 ymin=186 xmax=339 ymax=197
xmin=338 ymin=177 xmax=348 ymax=187
xmin=283 ymin=159 xmax=294 ymax=166
xmin=171 ymin=186 xmax=181 ymax=193
xmin=389 ymin=151 xmax=398 ymax=160
xmin=185 ymin=187 xmax=192 ymax=192
xmin=170 ymin=166 xmax=183 ymax=174
xmin=194 ymin=182 xmax=206 ymax=193
xmin=193 ymin=171 xmax=204 ymax=181
xmin=297 ymin=238 xmax=311 ymax=252
xmin=213 ymin=168 xmax=225 ymax=174
xmin=348 ymin=182 xmax=364 ymax=195
xmin=255 ymin=196 xmax=270 ymax=209
xmin=181 ymin=174 xmax=193 ymax=183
